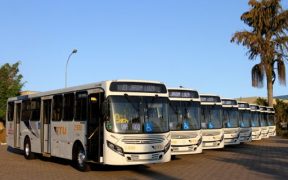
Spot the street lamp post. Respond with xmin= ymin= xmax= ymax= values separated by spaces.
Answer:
xmin=65 ymin=49 xmax=77 ymax=88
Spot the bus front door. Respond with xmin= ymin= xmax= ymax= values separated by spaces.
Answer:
xmin=41 ymin=99 xmax=52 ymax=154
xmin=14 ymin=102 xmax=21 ymax=148
xmin=87 ymin=92 xmax=104 ymax=162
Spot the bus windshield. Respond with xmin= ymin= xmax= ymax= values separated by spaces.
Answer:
xmin=222 ymin=108 xmax=239 ymax=128
xmin=267 ymin=114 xmax=275 ymax=126
xmin=239 ymin=110 xmax=251 ymax=128
xmin=251 ymin=112 xmax=260 ymax=127
xmin=107 ymin=96 xmax=169 ymax=134
xmin=201 ymin=105 xmax=222 ymax=129
xmin=168 ymin=101 xmax=201 ymax=131
xmin=260 ymin=113 xmax=268 ymax=126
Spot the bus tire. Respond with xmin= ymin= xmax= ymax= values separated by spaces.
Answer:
xmin=24 ymin=137 xmax=34 ymax=160
xmin=73 ymin=144 xmax=90 ymax=172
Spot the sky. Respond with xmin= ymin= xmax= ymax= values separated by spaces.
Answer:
xmin=0 ymin=0 xmax=288 ymax=99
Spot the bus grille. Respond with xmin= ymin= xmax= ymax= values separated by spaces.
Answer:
xmin=240 ymin=129 xmax=251 ymax=133
xmin=122 ymin=137 xmax=164 ymax=144
xmin=224 ymin=130 xmax=238 ymax=134
xmin=202 ymin=131 xmax=221 ymax=136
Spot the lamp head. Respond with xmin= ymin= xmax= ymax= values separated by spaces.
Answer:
xmin=72 ymin=49 xmax=77 ymax=54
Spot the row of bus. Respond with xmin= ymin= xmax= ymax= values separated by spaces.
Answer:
xmin=5 ymin=80 xmax=276 ymax=171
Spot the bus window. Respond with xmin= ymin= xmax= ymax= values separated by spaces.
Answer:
xmin=21 ymin=100 xmax=31 ymax=122
xmin=75 ymin=92 xmax=88 ymax=121
xmin=52 ymin=95 xmax=63 ymax=121
xmin=7 ymin=102 xmax=14 ymax=121
xmin=31 ymin=99 xmax=41 ymax=121
xmin=64 ymin=93 xmax=75 ymax=121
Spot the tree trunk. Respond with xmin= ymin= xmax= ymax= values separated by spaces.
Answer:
xmin=266 ymin=65 xmax=274 ymax=106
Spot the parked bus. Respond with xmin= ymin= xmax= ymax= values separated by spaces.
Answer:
xmin=6 ymin=80 xmax=171 ymax=171
xmin=168 ymin=88 xmax=202 ymax=157
xmin=249 ymin=104 xmax=262 ymax=141
xmin=267 ymin=107 xmax=276 ymax=136
xmin=200 ymin=94 xmax=224 ymax=149
xmin=238 ymin=102 xmax=252 ymax=143
xmin=221 ymin=98 xmax=240 ymax=145
xmin=259 ymin=106 xmax=269 ymax=138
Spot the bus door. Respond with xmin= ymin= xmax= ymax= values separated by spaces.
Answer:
xmin=14 ymin=101 xmax=21 ymax=148
xmin=41 ymin=97 xmax=52 ymax=154
xmin=87 ymin=89 xmax=104 ymax=162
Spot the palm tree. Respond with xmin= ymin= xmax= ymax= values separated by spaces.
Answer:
xmin=231 ymin=0 xmax=288 ymax=106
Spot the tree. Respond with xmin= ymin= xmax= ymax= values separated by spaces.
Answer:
xmin=0 ymin=62 xmax=24 ymax=124
xmin=255 ymin=97 xmax=268 ymax=106
xmin=231 ymin=0 xmax=288 ymax=106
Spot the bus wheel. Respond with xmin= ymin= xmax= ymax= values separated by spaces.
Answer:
xmin=171 ymin=155 xmax=176 ymax=160
xmin=73 ymin=145 xmax=90 ymax=172
xmin=24 ymin=138 xmax=34 ymax=160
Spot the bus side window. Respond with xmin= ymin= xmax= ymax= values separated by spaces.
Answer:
xmin=63 ymin=93 xmax=75 ymax=121
xmin=7 ymin=102 xmax=14 ymax=121
xmin=52 ymin=95 xmax=63 ymax=121
xmin=75 ymin=92 xmax=88 ymax=121
xmin=21 ymin=100 xmax=31 ymax=122
xmin=31 ymin=98 xmax=41 ymax=121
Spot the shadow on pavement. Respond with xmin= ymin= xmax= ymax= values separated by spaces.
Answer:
xmin=213 ymin=137 xmax=288 ymax=179
xmin=6 ymin=146 xmax=178 ymax=179
xmin=89 ymin=164 xmax=180 ymax=180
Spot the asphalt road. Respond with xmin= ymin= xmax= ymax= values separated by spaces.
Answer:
xmin=0 ymin=136 xmax=288 ymax=180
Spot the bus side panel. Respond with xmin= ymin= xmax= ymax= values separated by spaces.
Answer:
xmin=30 ymin=121 xmax=41 ymax=153
xmin=51 ymin=121 xmax=86 ymax=160
xmin=6 ymin=121 xmax=14 ymax=147
xmin=51 ymin=121 xmax=65 ymax=159
xmin=19 ymin=121 xmax=41 ymax=153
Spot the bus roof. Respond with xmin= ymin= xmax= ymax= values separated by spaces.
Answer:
xmin=249 ymin=104 xmax=260 ymax=112
xmin=238 ymin=101 xmax=251 ymax=110
xmin=168 ymin=88 xmax=200 ymax=102
xmin=199 ymin=94 xmax=222 ymax=105
xmin=221 ymin=98 xmax=238 ymax=108
xmin=8 ymin=79 xmax=168 ymax=102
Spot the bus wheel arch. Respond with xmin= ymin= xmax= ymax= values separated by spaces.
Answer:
xmin=24 ymin=136 xmax=34 ymax=160
xmin=72 ymin=140 xmax=90 ymax=172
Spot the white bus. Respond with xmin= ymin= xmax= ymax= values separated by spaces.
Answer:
xmin=267 ymin=107 xmax=276 ymax=136
xmin=200 ymin=94 xmax=224 ymax=149
xmin=238 ymin=102 xmax=252 ymax=143
xmin=221 ymin=98 xmax=240 ymax=145
xmin=168 ymin=88 xmax=202 ymax=157
xmin=259 ymin=106 xmax=269 ymax=138
xmin=250 ymin=104 xmax=261 ymax=141
xmin=249 ymin=104 xmax=262 ymax=141
xmin=6 ymin=80 xmax=171 ymax=171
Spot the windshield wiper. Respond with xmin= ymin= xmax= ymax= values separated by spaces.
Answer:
xmin=124 ymin=94 xmax=140 ymax=113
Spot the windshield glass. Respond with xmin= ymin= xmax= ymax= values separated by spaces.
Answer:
xmin=222 ymin=108 xmax=239 ymax=128
xmin=239 ymin=110 xmax=251 ymax=128
xmin=168 ymin=101 xmax=201 ymax=131
xmin=201 ymin=105 xmax=222 ymax=129
xmin=267 ymin=114 xmax=275 ymax=126
xmin=260 ymin=113 xmax=268 ymax=126
xmin=107 ymin=96 xmax=169 ymax=134
xmin=251 ymin=112 xmax=260 ymax=127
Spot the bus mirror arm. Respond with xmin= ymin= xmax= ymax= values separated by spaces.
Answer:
xmin=102 ymin=100 xmax=110 ymax=121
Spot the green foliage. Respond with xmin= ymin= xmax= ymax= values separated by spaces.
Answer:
xmin=255 ymin=97 xmax=268 ymax=106
xmin=273 ymin=99 xmax=288 ymax=137
xmin=231 ymin=0 xmax=288 ymax=106
xmin=0 ymin=62 xmax=24 ymax=122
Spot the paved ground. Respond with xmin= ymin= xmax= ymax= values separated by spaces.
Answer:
xmin=0 ymin=136 xmax=288 ymax=180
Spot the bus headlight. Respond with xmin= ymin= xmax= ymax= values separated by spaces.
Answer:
xmin=197 ymin=137 xmax=202 ymax=146
xmin=237 ymin=133 xmax=240 ymax=139
xmin=220 ymin=134 xmax=224 ymax=141
xmin=164 ymin=140 xmax=171 ymax=154
xmin=107 ymin=141 xmax=124 ymax=156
